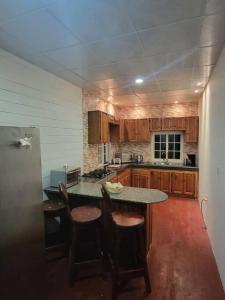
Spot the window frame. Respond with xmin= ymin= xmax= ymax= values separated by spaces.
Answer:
xmin=99 ymin=143 xmax=110 ymax=165
xmin=151 ymin=131 xmax=184 ymax=163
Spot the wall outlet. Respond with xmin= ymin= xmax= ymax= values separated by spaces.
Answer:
xmin=202 ymin=195 xmax=208 ymax=202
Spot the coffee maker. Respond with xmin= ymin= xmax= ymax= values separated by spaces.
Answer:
xmin=186 ymin=154 xmax=196 ymax=166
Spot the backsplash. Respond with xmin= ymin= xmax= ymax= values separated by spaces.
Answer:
xmin=83 ymin=92 xmax=199 ymax=172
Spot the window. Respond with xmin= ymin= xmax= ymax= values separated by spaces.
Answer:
xmin=152 ymin=132 xmax=183 ymax=162
xmin=99 ymin=143 xmax=109 ymax=165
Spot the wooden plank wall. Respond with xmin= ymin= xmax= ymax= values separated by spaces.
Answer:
xmin=0 ymin=49 xmax=83 ymax=187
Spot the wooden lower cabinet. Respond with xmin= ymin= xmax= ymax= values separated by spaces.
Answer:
xmin=183 ymin=172 xmax=196 ymax=197
xmin=160 ymin=171 xmax=171 ymax=193
xmin=132 ymin=168 xmax=150 ymax=188
xmin=110 ymin=175 xmax=118 ymax=183
xmin=171 ymin=172 xmax=184 ymax=195
xmin=150 ymin=169 xmax=197 ymax=197
xmin=117 ymin=168 xmax=131 ymax=187
xmin=150 ymin=170 xmax=161 ymax=190
xmin=111 ymin=167 xmax=197 ymax=198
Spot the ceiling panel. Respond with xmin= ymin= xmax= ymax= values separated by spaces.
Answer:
xmin=1 ymin=9 xmax=79 ymax=52
xmin=47 ymin=43 xmax=112 ymax=70
xmin=0 ymin=0 xmax=44 ymax=23
xmin=0 ymin=28 xmax=36 ymax=57
xmin=118 ymin=0 xmax=203 ymax=32
xmin=138 ymin=18 xmax=202 ymax=58
xmin=24 ymin=53 xmax=65 ymax=74
xmin=0 ymin=1 xmax=224 ymax=106
xmin=47 ymin=0 xmax=134 ymax=43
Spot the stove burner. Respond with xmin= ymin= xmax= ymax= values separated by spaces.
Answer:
xmin=83 ymin=168 xmax=112 ymax=179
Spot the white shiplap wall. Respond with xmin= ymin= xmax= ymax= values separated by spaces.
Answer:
xmin=0 ymin=49 xmax=83 ymax=187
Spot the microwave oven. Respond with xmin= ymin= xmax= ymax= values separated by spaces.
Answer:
xmin=50 ymin=166 xmax=81 ymax=188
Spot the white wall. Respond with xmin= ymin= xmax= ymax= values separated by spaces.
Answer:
xmin=0 ymin=49 xmax=83 ymax=187
xmin=199 ymin=45 xmax=225 ymax=290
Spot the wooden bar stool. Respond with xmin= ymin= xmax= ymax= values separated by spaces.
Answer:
xmin=43 ymin=199 xmax=68 ymax=260
xmin=101 ymin=184 xmax=151 ymax=299
xmin=59 ymin=183 xmax=105 ymax=287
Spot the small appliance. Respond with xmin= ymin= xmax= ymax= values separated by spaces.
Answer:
xmin=186 ymin=154 xmax=196 ymax=166
xmin=50 ymin=166 xmax=81 ymax=188
xmin=136 ymin=154 xmax=144 ymax=163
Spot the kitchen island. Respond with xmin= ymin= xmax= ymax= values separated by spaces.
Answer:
xmin=44 ymin=182 xmax=168 ymax=253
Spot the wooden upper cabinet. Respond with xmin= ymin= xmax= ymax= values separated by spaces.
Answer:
xmin=175 ymin=117 xmax=186 ymax=130
xmin=171 ymin=172 xmax=184 ymax=194
xmin=183 ymin=172 xmax=196 ymax=197
xmin=185 ymin=117 xmax=199 ymax=143
xmin=162 ymin=117 xmax=186 ymax=131
xmin=88 ymin=111 xmax=109 ymax=144
xmin=160 ymin=171 xmax=171 ymax=193
xmin=101 ymin=112 xmax=109 ymax=143
xmin=124 ymin=119 xmax=138 ymax=142
xmin=150 ymin=169 xmax=161 ymax=190
xmin=149 ymin=118 xmax=162 ymax=131
xmin=119 ymin=119 xmax=125 ymax=143
xmin=137 ymin=119 xmax=150 ymax=143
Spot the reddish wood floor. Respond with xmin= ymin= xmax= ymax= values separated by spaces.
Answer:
xmin=47 ymin=197 xmax=225 ymax=300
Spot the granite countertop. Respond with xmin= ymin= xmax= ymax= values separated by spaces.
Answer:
xmin=109 ymin=162 xmax=199 ymax=173
xmin=66 ymin=182 xmax=168 ymax=205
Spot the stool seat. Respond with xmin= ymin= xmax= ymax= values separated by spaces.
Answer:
xmin=71 ymin=206 xmax=102 ymax=224
xmin=112 ymin=211 xmax=144 ymax=228
xmin=43 ymin=199 xmax=65 ymax=212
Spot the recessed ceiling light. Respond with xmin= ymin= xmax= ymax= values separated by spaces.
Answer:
xmin=135 ymin=78 xmax=143 ymax=84
xmin=194 ymin=89 xmax=199 ymax=93
xmin=135 ymin=104 xmax=138 ymax=106
xmin=197 ymin=82 xmax=202 ymax=86
xmin=175 ymin=101 xmax=178 ymax=104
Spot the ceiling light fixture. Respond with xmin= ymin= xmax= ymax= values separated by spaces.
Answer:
xmin=197 ymin=82 xmax=202 ymax=86
xmin=175 ymin=101 xmax=178 ymax=104
xmin=135 ymin=78 xmax=143 ymax=84
xmin=194 ymin=89 xmax=199 ymax=93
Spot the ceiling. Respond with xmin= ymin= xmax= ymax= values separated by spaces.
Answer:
xmin=0 ymin=0 xmax=225 ymax=106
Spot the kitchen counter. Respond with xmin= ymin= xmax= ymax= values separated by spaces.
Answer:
xmin=44 ymin=182 xmax=168 ymax=254
xmin=109 ymin=162 xmax=199 ymax=173
xmin=45 ymin=182 xmax=168 ymax=205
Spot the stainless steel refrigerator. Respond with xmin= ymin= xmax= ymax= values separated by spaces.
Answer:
xmin=0 ymin=126 xmax=46 ymax=300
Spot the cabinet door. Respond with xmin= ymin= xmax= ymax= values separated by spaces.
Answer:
xmin=139 ymin=175 xmax=150 ymax=188
xmin=101 ymin=112 xmax=109 ymax=143
xmin=150 ymin=118 xmax=162 ymax=131
xmin=150 ymin=170 xmax=161 ymax=189
xmin=185 ymin=117 xmax=198 ymax=143
xmin=137 ymin=119 xmax=150 ymax=142
xmin=183 ymin=172 xmax=196 ymax=197
xmin=88 ymin=111 xmax=101 ymax=144
xmin=171 ymin=172 xmax=184 ymax=194
xmin=160 ymin=171 xmax=171 ymax=193
xmin=132 ymin=174 xmax=140 ymax=187
xmin=175 ymin=117 xmax=186 ymax=130
xmin=110 ymin=175 xmax=118 ymax=183
xmin=124 ymin=119 xmax=137 ymax=142
xmin=119 ymin=119 xmax=125 ymax=143
xmin=162 ymin=118 xmax=174 ymax=130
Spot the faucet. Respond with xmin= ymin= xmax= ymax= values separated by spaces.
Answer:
xmin=161 ymin=151 xmax=169 ymax=165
